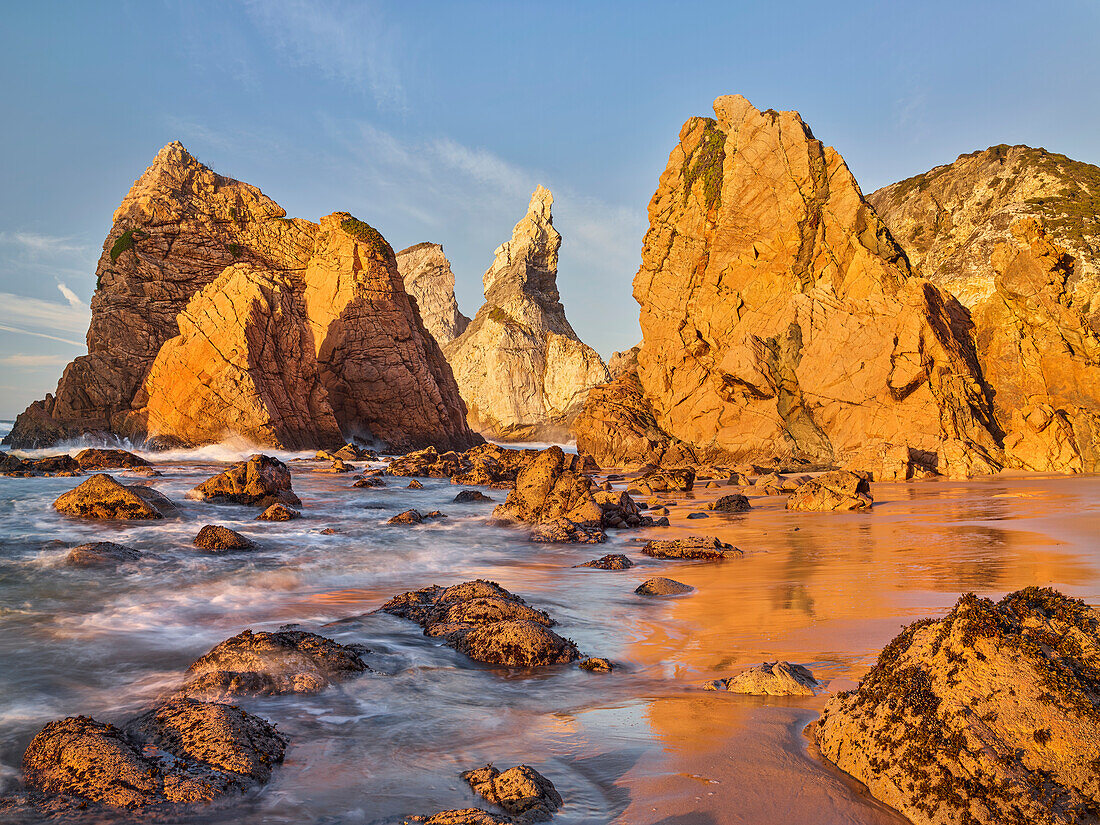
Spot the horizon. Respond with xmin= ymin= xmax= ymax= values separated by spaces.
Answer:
xmin=1 ymin=0 xmax=1099 ymax=418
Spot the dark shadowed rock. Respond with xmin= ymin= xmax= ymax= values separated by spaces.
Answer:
xmin=353 ymin=475 xmax=386 ymax=488
xmin=454 ymin=489 xmax=493 ymax=503
xmin=66 ymin=541 xmax=143 ymax=567
xmin=786 ymin=471 xmax=872 ymax=511
xmin=641 ymin=537 xmax=742 ymax=560
xmin=193 ymin=525 xmax=254 ymax=552
xmin=187 ymin=454 xmax=300 ymax=508
xmin=54 ymin=474 xmax=170 ymax=520
xmin=814 ymin=587 xmax=1100 ymax=825
xmin=635 ymin=577 xmax=694 ymax=596
xmin=256 ymin=503 xmax=299 ymax=521
xmin=21 ymin=698 xmax=285 ymax=810
xmin=461 ymin=764 xmax=563 ymax=821
xmin=704 ymin=661 xmax=818 ymax=695
xmin=181 ymin=629 xmax=368 ymax=699
xmin=575 ymin=553 xmax=633 ymax=570
xmin=707 ymin=494 xmax=751 ymax=512
xmin=74 ymin=448 xmax=150 ymax=470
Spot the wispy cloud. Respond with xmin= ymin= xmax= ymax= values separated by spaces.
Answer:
xmin=0 ymin=353 xmax=73 ymax=369
xmin=0 ymin=231 xmax=86 ymax=257
xmin=0 ymin=292 xmax=90 ymax=347
xmin=242 ymin=0 xmax=405 ymax=108
xmin=57 ymin=283 xmax=83 ymax=308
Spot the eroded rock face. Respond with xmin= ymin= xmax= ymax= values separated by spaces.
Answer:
xmin=786 ymin=471 xmax=873 ymax=511
xmin=444 ymin=187 xmax=609 ymax=441
xmin=461 ymin=764 xmax=562 ymax=822
xmin=181 ymin=629 xmax=368 ymax=699
xmin=187 ymin=454 xmax=300 ymax=508
xmin=396 ymin=242 xmax=471 ymax=346
xmin=704 ymin=661 xmax=817 ymax=696
xmin=380 ymin=580 xmax=579 ymax=668
xmin=5 ymin=143 xmax=480 ymax=453
xmin=54 ymin=474 xmax=172 ymax=520
xmin=574 ymin=95 xmax=1002 ymax=476
xmin=814 ymin=587 xmax=1100 ymax=825
xmin=21 ymin=698 xmax=285 ymax=810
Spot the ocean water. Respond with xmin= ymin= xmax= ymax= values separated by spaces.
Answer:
xmin=0 ymin=442 xmax=1098 ymax=824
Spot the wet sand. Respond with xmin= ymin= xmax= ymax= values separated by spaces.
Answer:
xmin=0 ymin=452 xmax=1097 ymax=823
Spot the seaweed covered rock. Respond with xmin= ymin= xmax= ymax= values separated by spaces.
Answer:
xmin=380 ymin=580 xmax=579 ymax=668
xmin=21 ymin=698 xmax=285 ymax=810
xmin=181 ymin=629 xmax=368 ymax=699
xmin=187 ymin=454 xmax=300 ymax=508
xmin=704 ymin=661 xmax=818 ymax=695
xmin=814 ymin=587 xmax=1100 ymax=825
xmin=54 ymin=474 xmax=172 ymax=520
xmin=461 ymin=764 xmax=563 ymax=821
xmin=193 ymin=525 xmax=254 ymax=552
xmin=786 ymin=471 xmax=872 ymax=511
xmin=66 ymin=541 xmax=143 ymax=567
xmin=641 ymin=537 xmax=742 ymax=560
xmin=575 ymin=553 xmax=634 ymax=570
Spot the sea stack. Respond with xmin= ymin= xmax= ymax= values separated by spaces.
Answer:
xmin=4 ymin=143 xmax=481 ymax=453
xmin=396 ymin=242 xmax=471 ymax=346
xmin=443 ymin=187 xmax=610 ymax=441
xmin=573 ymin=94 xmax=1003 ymax=476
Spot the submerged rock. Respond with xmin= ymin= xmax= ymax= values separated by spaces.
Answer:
xmin=181 ymin=629 xmax=368 ymax=699
xmin=704 ymin=662 xmax=818 ymax=696
xmin=256 ymin=503 xmax=300 ymax=521
xmin=454 ymin=489 xmax=493 ymax=503
xmin=21 ymin=698 xmax=285 ymax=810
xmin=635 ymin=577 xmax=694 ymax=596
xmin=54 ymin=474 xmax=172 ymax=520
xmin=407 ymin=479 xmax=425 ymax=489
xmin=380 ymin=580 xmax=579 ymax=668
xmin=388 ymin=509 xmax=425 ymax=525
xmin=575 ymin=553 xmax=633 ymax=570
xmin=188 ymin=454 xmax=300 ymax=508
xmin=814 ymin=587 xmax=1100 ymax=825
xmin=641 ymin=537 xmax=742 ymax=560
xmin=65 ymin=541 xmax=143 ymax=567
xmin=461 ymin=764 xmax=563 ymax=821
xmin=193 ymin=525 xmax=254 ymax=552
xmin=786 ymin=471 xmax=872 ymax=511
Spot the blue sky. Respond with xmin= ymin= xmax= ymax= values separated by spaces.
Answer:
xmin=1 ymin=0 xmax=1098 ymax=419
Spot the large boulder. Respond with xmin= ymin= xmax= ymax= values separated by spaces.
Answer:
xmin=380 ymin=580 xmax=579 ymax=668
xmin=492 ymin=446 xmax=603 ymax=526
xmin=573 ymin=94 xmax=1002 ymax=476
xmin=187 ymin=454 xmax=300 ymax=508
xmin=193 ymin=525 xmax=254 ymax=552
xmin=396 ymin=242 xmax=471 ymax=346
xmin=786 ymin=471 xmax=872 ymax=511
xmin=443 ymin=187 xmax=609 ymax=441
xmin=181 ymin=629 xmax=368 ymax=699
xmin=74 ymin=448 xmax=150 ymax=470
xmin=21 ymin=698 xmax=285 ymax=810
xmin=3 ymin=143 xmax=481 ymax=453
xmin=54 ymin=474 xmax=172 ymax=520
xmin=815 ymin=588 xmax=1100 ymax=825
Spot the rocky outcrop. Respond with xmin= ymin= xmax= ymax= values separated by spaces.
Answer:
xmin=396 ymin=242 xmax=471 ymax=345
xmin=704 ymin=661 xmax=818 ymax=696
xmin=871 ymin=149 xmax=1100 ymax=474
xmin=786 ymin=471 xmax=873 ymax=511
xmin=21 ymin=699 xmax=285 ymax=810
xmin=443 ymin=187 xmax=610 ymax=441
xmin=814 ymin=587 xmax=1100 ymax=825
xmin=54 ymin=474 xmax=173 ymax=520
xmin=5 ymin=142 xmax=479 ymax=453
xmin=573 ymin=95 xmax=1003 ymax=477
xmin=187 ymin=454 xmax=299 ymax=508
xmin=181 ymin=629 xmax=368 ymax=699
xmin=380 ymin=580 xmax=579 ymax=668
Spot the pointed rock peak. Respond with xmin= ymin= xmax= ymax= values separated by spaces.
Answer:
xmin=150 ymin=141 xmax=201 ymax=171
xmin=483 ymin=186 xmax=562 ymax=300
xmin=711 ymin=94 xmax=757 ymax=131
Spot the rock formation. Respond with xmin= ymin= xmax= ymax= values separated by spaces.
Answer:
xmin=573 ymin=95 xmax=1003 ymax=477
xmin=461 ymin=764 xmax=562 ymax=822
xmin=5 ymin=142 xmax=479 ymax=453
xmin=187 ymin=454 xmax=299 ymax=508
xmin=443 ymin=187 xmax=610 ymax=441
xmin=871 ymin=149 xmax=1100 ymax=474
xmin=814 ymin=587 xmax=1100 ymax=825
xmin=785 ymin=471 xmax=873 ymax=511
xmin=396 ymin=243 xmax=471 ymax=345
xmin=704 ymin=661 xmax=818 ymax=696
xmin=54 ymin=474 xmax=174 ymax=520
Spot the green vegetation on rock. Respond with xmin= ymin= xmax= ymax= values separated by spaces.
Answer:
xmin=109 ymin=229 xmax=134 ymax=263
xmin=681 ymin=117 xmax=726 ymax=211
xmin=339 ymin=215 xmax=395 ymax=261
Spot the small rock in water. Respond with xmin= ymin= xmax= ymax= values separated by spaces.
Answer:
xmin=574 ymin=553 xmax=633 ymax=570
xmin=404 ymin=809 xmax=512 ymax=824
xmin=454 ymin=489 xmax=493 ymax=503
xmin=641 ymin=536 xmax=742 ymax=560
xmin=66 ymin=541 xmax=143 ymax=567
xmin=407 ymin=479 xmax=424 ymax=489
xmin=188 ymin=454 xmax=300 ymax=508
xmin=256 ymin=503 xmax=300 ymax=521
xmin=786 ymin=471 xmax=872 ymax=511
xmin=579 ymin=657 xmax=614 ymax=672
xmin=423 ymin=510 xmax=447 ymax=520
xmin=193 ymin=525 xmax=254 ymax=552
xmin=353 ymin=476 xmax=386 ymax=488
xmin=529 ymin=518 xmax=605 ymax=544
xmin=388 ymin=509 xmax=424 ymax=525
xmin=705 ymin=480 xmax=720 ymax=489
xmin=686 ymin=512 xmax=709 ymax=519
xmin=461 ymin=764 xmax=562 ymax=821
xmin=635 ymin=577 xmax=694 ymax=596
xmin=54 ymin=474 xmax=172 ymax=520
xmin=319 ymin=527 xmax=339 ymax=535
xmin=707 ymin=494 xmax=751 ymax=512
xmin=704 ymin=661 xmax=818 ymax=696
